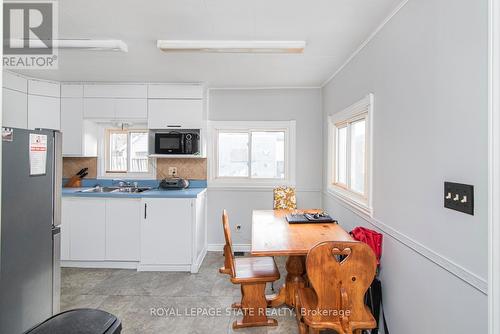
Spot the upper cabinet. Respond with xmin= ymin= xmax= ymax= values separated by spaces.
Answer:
xmin=28 ymin=94 xmax=60 ymax=130
xmin=27 ymin=79 xmax=61 ymax=130
xmin=84 ymin=84 xmax=147 ymax=98
xmin=83 ymin=98 xmax=147 ymax=119
xmin=148 ymin=99 xmax=203 ymax=129
xmin=148 ymin=84 xmax=203 ymax=99
xmin=82 ymin=84 xmax=147 ymax=120
xmin=147 ymin=84 xmax=205 ymax=129
xmin=2 ymin=71 xmax=28 ymax=128
xmin=61 ymin=84 xmax=98 ymax=156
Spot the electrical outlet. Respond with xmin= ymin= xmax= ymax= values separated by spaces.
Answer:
xmin=444 ymin=182 xmax=474 ymax=215
xmin=168 ymin=167 xmax=177 ymax=177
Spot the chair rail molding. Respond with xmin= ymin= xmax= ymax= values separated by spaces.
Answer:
xmin=489 ymin=0 xmax=500 ymax=332
xmin=323 ymin=191 xmax=488 ymax=294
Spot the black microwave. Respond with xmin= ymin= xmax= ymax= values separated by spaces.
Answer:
xmin=154 ymin=132 xmax=200 ymax=155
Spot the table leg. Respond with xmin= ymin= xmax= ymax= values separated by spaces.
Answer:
xmin=267 ymin=255 xmax=306 ymax=307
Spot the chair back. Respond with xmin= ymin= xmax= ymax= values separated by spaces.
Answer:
xmin=273 ymin=186 xmax=297 ymax=210
xmin=306 ymin=241 xmax=377 ymax=332
xmin=220 ymin=210 xmax=236 ymax=277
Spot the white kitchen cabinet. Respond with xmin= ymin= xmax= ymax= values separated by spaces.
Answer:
xmin=61 ymin=94 xmax=98 ymax=156
xmin=139 ymin=192 xmax=207 ymax=272
xmin=3 ymin=71 xmax=28 ymax=93
xmin=140 ymin=198 xmax=192 ymax=268
xmin=147 ymin=84 xmax=203 ymax=99
xmin=61 ymin=98 xmax=84 ymax=155
xmin=28 ymin=79 xmax=60 ymax=97
xmin=83 ymin=98 xmax=115 ymax=119
xmin=61 ymin=84 xmax=84 ymax=98
xmin=83 ymin=98 xmax=147 ymax=120
xmin=114 ymin=98 xmax=147 ymax=119
xmin=83 ymin=84 xmax=147 ymax=98
xmin=27 ymin=94 xmax=61 ymax=130
xmin=2 ymin=72 xmax=28 ymax=128
xmin=148 ymin=99 xmax=203 ymax=129
xmin=105 ymin=199 xmax=141 ymax=261
xmin=2 ymin=88 xmax=28 ymax=128
xmin=64 ymin=198 xmax=106 ymax=261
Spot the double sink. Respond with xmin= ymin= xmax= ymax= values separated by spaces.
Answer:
xmin=80 ymin=186 xmax=152 ymax=194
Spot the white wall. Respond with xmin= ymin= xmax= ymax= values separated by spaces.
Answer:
xmin=322 ymin=0 xmax=488 ymax=333
xmin=207 ymin=88 xmax=322 ymax=246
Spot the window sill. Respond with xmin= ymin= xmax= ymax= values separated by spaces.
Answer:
xmin=208 ymin=179 xmax=294 ymax=190
xmin=326 ymin=186 xmax=372 ymax=217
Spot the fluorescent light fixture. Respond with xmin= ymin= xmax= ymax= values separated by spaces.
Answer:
xmin=7 ymin=39 xmax=128 ymax=52
xmin=156 ymin=40 xmax=306 ymax=54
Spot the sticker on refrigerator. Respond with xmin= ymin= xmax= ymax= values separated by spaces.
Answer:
xmin=29 ymin=133 xmax=48 ymax=175
xmin=2 ymin=128 xmax=13 ymax=142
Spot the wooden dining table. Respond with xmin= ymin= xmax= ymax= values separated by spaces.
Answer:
xmin=251 ymin=209 xmax=354 ymax=308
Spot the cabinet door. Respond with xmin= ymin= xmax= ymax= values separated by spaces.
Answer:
xmin=28 ymin=79 xmax=60 ymax=97
xmin=141 ymin=199 xmax=192 ymax=265
xmin=148 ymin=85 xmax=203 ymax=99
xmin=148 ymin=99 xmax=203 ymax=129
xmin=61 ymin=199 xmax=71 ymax=261
xmin=61 ymin=98 xmax=83 ymax=155
xmin=2 ymin=88 xmax=27 ymax=128
xmin=83 ymin=98 xmax=115 ymax=119
xmin=27 ymin=94 xmax=61 ymax=130
xmin=66 ymin=199 xmax=106 ymax=261
xmin=105 ymin=199 xmax=141 ymax=261
xmin=114 ymin=98 xmax=147 ymax=119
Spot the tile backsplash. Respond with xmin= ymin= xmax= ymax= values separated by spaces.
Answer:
xmin=63 ymin=157 xmax=207 ymax=180
xmin=155 ymin=158 xmax=207 ymax=180
xmin=63 ymin=157 xmax=98 ymax=178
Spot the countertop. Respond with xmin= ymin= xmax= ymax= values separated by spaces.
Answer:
xmin=62 ymin=187 xmax=206 ymax=199
xmin=62 ymin=178 xmax=207 ymax=198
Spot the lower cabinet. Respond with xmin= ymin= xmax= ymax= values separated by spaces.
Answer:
xmin=61 ymin=191 xmax=207 ymax=272
xmin=61 ymin=197 xmax=141 ymax=263
xmin=140 ymin=198 xmax=192 ymax=268
xmin=105 ymin=199 xmax=141 ymax=261
xmin=62 ymin=198 xmax=106 ymax=261
xmin=139 ymin=192 xmax=207 ymax=272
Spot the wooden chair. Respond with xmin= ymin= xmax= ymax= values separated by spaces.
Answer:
xmin=219 ymin=210 xmax=280 ymax=329
xmin=295 ymin=241 xmax=377 ymax=334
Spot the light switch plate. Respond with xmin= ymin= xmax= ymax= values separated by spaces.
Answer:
xmin=444 ymin=182 xmax=474 ymax=215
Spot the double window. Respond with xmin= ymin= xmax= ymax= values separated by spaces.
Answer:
xmin=328 ymin=95 xmax=373 ymax=214
xmin=105 ymin=129 xmax=150 ymax=174
xmin=211 ymin=121 xmax=295 ymax=186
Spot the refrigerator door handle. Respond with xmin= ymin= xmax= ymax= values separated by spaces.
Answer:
xmin=52 ymin=226 xmax=61 ymax=235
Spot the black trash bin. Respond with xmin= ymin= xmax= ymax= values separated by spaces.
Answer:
xmin=25 ymin=309 xmax=122 ymax=334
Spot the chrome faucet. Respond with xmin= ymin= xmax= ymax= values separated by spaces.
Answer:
xmin=112 ymin=179 xmax=131 ymax=187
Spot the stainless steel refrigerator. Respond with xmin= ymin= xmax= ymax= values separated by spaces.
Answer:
xmin=0 ymin=128 xmax=62 ymax=334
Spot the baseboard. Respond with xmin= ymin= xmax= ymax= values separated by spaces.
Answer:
xmin=137 ymin=264 xmax=191 ymax=272
xmin=323 ymin=191 xmax=488 ymax=294
xmin=61 ymin=260 xmax=138 ymax=269
xmin=207 ymin=243 xmax=251 ymax=252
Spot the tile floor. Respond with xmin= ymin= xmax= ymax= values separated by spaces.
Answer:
xmin=61 ymin=253 xmax=305 ymax=334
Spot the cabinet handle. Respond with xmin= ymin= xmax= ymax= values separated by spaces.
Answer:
xmin=167 ymin=125 xmax=181 ymax=128
xmin=144 ymin=203 xmax=147 ymax=219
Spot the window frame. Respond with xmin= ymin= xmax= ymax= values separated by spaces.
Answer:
xmin=99 ymin=126 xmax=155 ymax=179
xmin=327 ymin=94 xmax=373 ymax=216
xmin=209 ymin=120 xmax=296 ymax=188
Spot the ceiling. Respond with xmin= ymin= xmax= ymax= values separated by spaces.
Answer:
xmin=18 ymin=0 xmax=403 ymax=87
